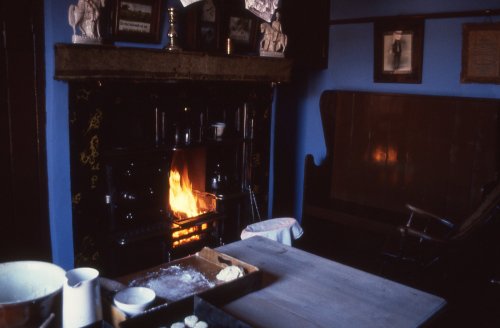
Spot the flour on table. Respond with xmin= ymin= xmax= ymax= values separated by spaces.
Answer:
xmin=129 ymin=265 xmax=215 ymax=301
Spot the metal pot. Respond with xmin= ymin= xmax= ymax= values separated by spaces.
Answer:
xmin=0 ymin=261 xmax=66 ymax=327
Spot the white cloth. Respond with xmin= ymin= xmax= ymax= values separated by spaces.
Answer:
xmin=241 ymin=217 xmax=303 ymax=246
xmin=180 ymin=0 xmax=204 ymax=7
xmin=245 ymin=0 xmax=279 ymax=23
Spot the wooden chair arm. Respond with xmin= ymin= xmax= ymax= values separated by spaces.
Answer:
xmin=398 ymin=226 xmax=446 ymax=244
xmin=405 ymin=204 xmax=456 ymax=229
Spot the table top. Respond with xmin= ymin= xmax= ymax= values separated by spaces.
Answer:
xmin=216 ymin=236 xmax=446 ymax=328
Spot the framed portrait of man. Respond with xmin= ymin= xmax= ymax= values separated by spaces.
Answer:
xmin=374 ymin=19 xmax=424 ymax=83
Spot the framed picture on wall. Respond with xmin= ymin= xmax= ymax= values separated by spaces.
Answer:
xmin=374 ymin=19 xmax=424 ymax=83
xmin=461 ymin=23 xmax=500 ymax=84
xmin=184 ymin=0 xmax=222 ymax=52
xmin=184 ymin=0 xmax=258 ymax=54
xmin=221 ymin=1 xmax=259 ymax=55
xmin=113 ymin=0 xmax=162 ymax=43
xmin=226 ymin=15 xmax=258 ymax=54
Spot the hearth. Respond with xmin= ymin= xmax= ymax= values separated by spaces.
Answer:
xmin=67 ymin=80 xmax=273 ymax=277
xmin=100 ymin=145 xmax=225 ymax=275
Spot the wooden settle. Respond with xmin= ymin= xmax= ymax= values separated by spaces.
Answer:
xmin=303 ymin=90 xmax=500 ymax=237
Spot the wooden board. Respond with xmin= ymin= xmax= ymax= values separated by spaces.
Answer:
xmin=114 ymin=247 xmax=261 ymax=327
xmin=217 ymin=236 xmax=446 ymax=328
xmin=54 ymin=44 xmax=292 ymax=83
xmin=118 ymin=247 xmax=259 ymax=302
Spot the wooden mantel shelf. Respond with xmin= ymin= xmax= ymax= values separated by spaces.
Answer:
xmin=54 ymin=44 xmax=292 ymax=83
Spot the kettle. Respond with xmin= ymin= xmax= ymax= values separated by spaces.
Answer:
xmin=62 ymin=267 xmax=103 ymax=327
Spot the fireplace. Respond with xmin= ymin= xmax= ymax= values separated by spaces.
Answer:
xmin=166 ymin=147 xmax=219 ymax=253
xmin=67 ymin=80 xmax=274 ymax=276
xmin=56 ymin=44 xmax=291 ymax=277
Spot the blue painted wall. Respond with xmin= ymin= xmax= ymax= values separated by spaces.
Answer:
xmin=45 ymin=0 xmax=73 ymax=270
xmin=44 ymin=0 xmax=500 ymax=267
xmin=43 ymin=0 xmax=274 ymax=268
xmin=274 ymin=0 xmax=500 ymax=221
xmin=44 ymin=0 xmax=172 ymax=269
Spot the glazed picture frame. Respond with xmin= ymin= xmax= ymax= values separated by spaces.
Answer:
xmin=113 ymin=0 xmax=162 ymax=43
xmin=374 ymin=19 xmax=424 ymax=83
xmin=461 ymin=22 xmax=500 ymax=84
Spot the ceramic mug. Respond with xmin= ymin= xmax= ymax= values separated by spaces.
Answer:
xmin=212 ymin=122 xmax=226 ymax=138
xmin=62 ymin=267 xmax=102 ymax=328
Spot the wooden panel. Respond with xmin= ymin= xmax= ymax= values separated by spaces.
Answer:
xmin=323 ymin=91 xmax=500 ymax=222
xmin=54 ymin=44 xmax=292 ymax=83
xmin=281 ymin=0 xmax=330 ymax=69
xmin=0 ymin=0 xmax=50 ymax=261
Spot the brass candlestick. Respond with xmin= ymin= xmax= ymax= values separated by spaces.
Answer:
xmin=165 ymin=7 xmax=181 ymax=51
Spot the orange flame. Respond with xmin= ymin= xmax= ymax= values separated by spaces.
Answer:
xmin=173 ymin=235 xmax=201 ymax=248
xmin=171 ymin=223 xmax=209 ymax=248
xmin=169 ymin=167 xmax=203 ymax=219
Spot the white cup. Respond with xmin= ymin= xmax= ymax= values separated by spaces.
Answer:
xmin=62 ymin=267 xmax=102 ymax=328
xmin=212 ymin=122 xmax=226 ymax=138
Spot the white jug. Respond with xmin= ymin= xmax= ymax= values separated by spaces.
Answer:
xmin=62 ymin=267 xmax=102 ymax=327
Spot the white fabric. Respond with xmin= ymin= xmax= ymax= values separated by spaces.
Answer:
xmin=245 ymin=0 xmax=279 ymax=23
xmin=180 ymin=0 xmax=203 ymax=7
xmin=241 ymin=217 xmax=303 ymax=246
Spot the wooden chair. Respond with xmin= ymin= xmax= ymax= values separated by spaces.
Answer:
xmin=383 ymin=182 xmax=500 ymax=289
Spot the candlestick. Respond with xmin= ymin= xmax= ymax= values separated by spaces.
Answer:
xmin=165 ymin=7 xmax=181 ymax=51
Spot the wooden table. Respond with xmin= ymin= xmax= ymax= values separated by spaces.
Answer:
xmin=216 ymin=236 xmax=446 ymax=328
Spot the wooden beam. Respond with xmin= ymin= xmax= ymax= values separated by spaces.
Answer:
xmin=330 ymin=9 xmax=500 ymax=25
xmin=54 ymin=44 xmax=293 ymax=83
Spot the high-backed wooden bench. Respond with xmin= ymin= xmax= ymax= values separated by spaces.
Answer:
xmin=302 ymin=90 xmax=500 ymax=244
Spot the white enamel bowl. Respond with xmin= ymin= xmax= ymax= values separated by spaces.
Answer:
xmin=0 ymin=261 xmax=66 ymax=326
xmin=113 ymin=287 xmax=156 ymax=316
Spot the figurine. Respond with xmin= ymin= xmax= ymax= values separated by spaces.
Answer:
xmin=68 ymin=0 xmax=106 ymax=44
xmin=259 ymin=11 xmax=287 ymax=57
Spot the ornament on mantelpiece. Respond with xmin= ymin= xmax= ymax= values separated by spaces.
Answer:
xmin=179 ymin=0 xmax=204 ymax=7
xmin=245 ymin=0 xmax=279 ymax=23
xmin=165 ymin=7 xmax=182 ymax=52
xmin=68 ymin=0 xmax=106 ymax=44
xmin=259 ymin=11 xmax=287 ymax=58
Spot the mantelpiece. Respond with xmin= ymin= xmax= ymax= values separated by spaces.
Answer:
xmin=54 ymin=43 xmax=292 ymax=82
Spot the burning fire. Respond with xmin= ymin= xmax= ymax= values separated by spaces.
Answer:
xmin=169 ymin=167 xmax=212 ymax=220
xmin=172 ymin=223 xmax=209 ymax=248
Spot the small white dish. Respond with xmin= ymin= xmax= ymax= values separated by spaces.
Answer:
xmin=113 ymin=287 xmax=155 ymax=316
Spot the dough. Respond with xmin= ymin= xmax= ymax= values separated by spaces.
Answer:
xmin=216 ymin=265 xmax=244 ymax=282
xmin=170 ymin=323 xmax=185 ymax=328
xmin=184 ymin=315 xmax=199 ymax=327
xmin=194 ymin=321 xmax=208 ymax=328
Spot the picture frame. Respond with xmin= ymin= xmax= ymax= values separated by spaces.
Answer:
xmin=461 ymin=23 xmax=500 ymax=84
xmin=113 ymin=0 xmax=162 ymax=43
xmin=224 ymin=13 xmax=259 ymax=55
xmin=374 ymin=19 xmax=424 ymax=83
xmin=185 ymin=0 xmax=222 ymax=52
xmin=185 ymin=0 xmax=259 ymax=55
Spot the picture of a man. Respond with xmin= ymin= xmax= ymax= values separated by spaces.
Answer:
xmin=383 ymin=30 xmax=413 ymax=74
xmin=391 ymin=30 xmax=402 ymax=70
